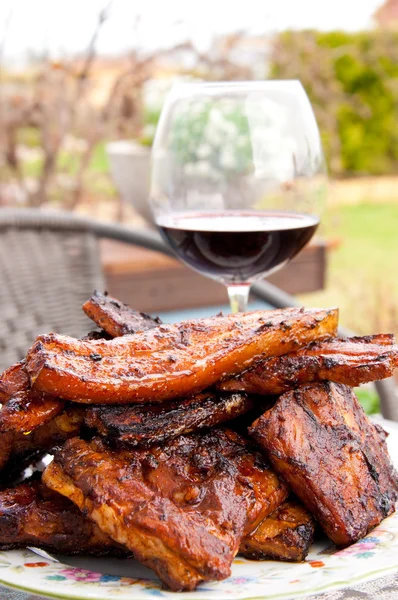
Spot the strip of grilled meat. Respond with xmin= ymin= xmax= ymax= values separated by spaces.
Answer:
xmin=85 ymin=392 xmax=254 ymax=448
xmin=249 ymin=382 xmax=398 ymax=546
xmin=0 ymin=479 xmax=126 ymax=556
xmin=0 ymin=362 xmax=72 ymax=477
xmin=0 ymin=362 xmax=64 ymax=434
xmin=43 ymin=429 xmax=288 ymax=591
xmin=26 ymin=308 xmax=338 ymax=404
xmin=82 ymin=291 xmax=162 ymax=338
xmin=219 ymin=334 xmax=398 ymax=395
xmin=0 ymin=406 xmax=85 ymax=479
xmin=239 ymin=500 xmax=315 ymax=562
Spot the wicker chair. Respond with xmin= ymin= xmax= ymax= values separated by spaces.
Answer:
xmin=0 ymin=207 xmax=397 ymax=421
xmin=0 ymin=208 xmax=172 ymax=368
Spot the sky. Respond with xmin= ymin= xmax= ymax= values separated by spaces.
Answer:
xmin=0 ymin=0 xmax=385 ymax=64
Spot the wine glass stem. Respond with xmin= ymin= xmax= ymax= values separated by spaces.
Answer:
xmin=227 ymin=284 xmax=251 ymax=314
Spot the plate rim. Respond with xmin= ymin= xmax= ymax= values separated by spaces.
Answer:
xmin=1 ymin=558 xmax=398 ymax=600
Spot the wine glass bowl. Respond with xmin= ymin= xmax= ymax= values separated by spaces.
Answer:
xmin=150 ymin=80 xmax=327 ymax=312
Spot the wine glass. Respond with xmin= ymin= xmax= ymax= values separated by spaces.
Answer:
xmin=150 ymin=81 xmax=327 ymax=313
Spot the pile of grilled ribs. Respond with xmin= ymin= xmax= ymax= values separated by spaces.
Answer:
xmin=1 ymin=292 xmax=398 ymax=592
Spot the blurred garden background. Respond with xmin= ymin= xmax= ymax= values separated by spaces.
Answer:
xmin=0 ymin=0 xmax=397 ymax=344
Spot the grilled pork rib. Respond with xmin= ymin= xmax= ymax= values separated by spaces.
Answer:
xmin=43 ymin=430 xmax=287 ymax=591
xmin=0 ymin=479 xmax=312 ymax=564
xmin=0 ymin=480 xmax=126 ymax=556
xmin=0 ymin=362 xmax=71 ymax=476
xmin=26 ymin=308 xmax=338 ymax=404
xmin=85 ymin=392 xmax=254 ymax=448
xmin=0 ymin=406 xmax=85 ymax=480
xmin=220 ymin=334 xmax=398 ymax=395
xmin=0 ymin=362 xmax=64 ymax=434
xmin=240 ymin=500 xmax=315 ymax=562
xmin=249 ymin=382 xmax=398 ymax=546
xmin=82 ymin=291 xmax=162 ymax=338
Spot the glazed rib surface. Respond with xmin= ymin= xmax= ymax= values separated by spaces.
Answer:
xmin=249 ymin=382 xmax=398 ymax=546
xmin=26 ymin=308 xmax=338 ymax=404
xmin=43 ymin=429 xmax=287 ymax=590
xmin=220 ymin=334 xmax=398 ymax=395
xmin=0 ymin=362 xmax=64 ymax=434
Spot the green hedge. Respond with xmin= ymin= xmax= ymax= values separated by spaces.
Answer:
xmin=270 ymin=30 xmax=398 ymax=176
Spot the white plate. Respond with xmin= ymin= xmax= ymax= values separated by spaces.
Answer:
xmin=1 ymin=418 xmax=398 ymax=600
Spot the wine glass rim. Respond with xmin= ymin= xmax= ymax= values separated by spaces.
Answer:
xmin=170 ymin=79 xmax=304 ymax=92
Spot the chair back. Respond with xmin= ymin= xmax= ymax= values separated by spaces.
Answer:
xmin=0 ymin=210 xmax=104 ymax=370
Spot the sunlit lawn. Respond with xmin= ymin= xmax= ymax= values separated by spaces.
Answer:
xmin=300 ymin=201 xmax=398 ymax=336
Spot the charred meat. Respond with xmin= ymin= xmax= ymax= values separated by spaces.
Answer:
xmin=26 ymin=308 xmax=338 ymax=404
xmin=220 ymin=334 xmax=398 ymax=395
xmin=43 ymin=429 xmax=287 ymax=591
xmin=249 ymin=382 xmax=398 ymax=546
xmin=85 ymin=392 xmax=254 ymax=448
xmin=82 ymin=291 xmax=161 ymax=338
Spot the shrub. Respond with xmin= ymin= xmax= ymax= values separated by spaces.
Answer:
xmin=270 ymin=30 xmax=398 ymax=176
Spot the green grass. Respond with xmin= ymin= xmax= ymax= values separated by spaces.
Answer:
xmin=319 ymin=202 xmax=398 ymax=286
xmin=300 ymin=201 xmax=398 ymax=335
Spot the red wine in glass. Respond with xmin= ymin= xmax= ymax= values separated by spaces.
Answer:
xmin=157 ymin=211 xmax=319 ymax=285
